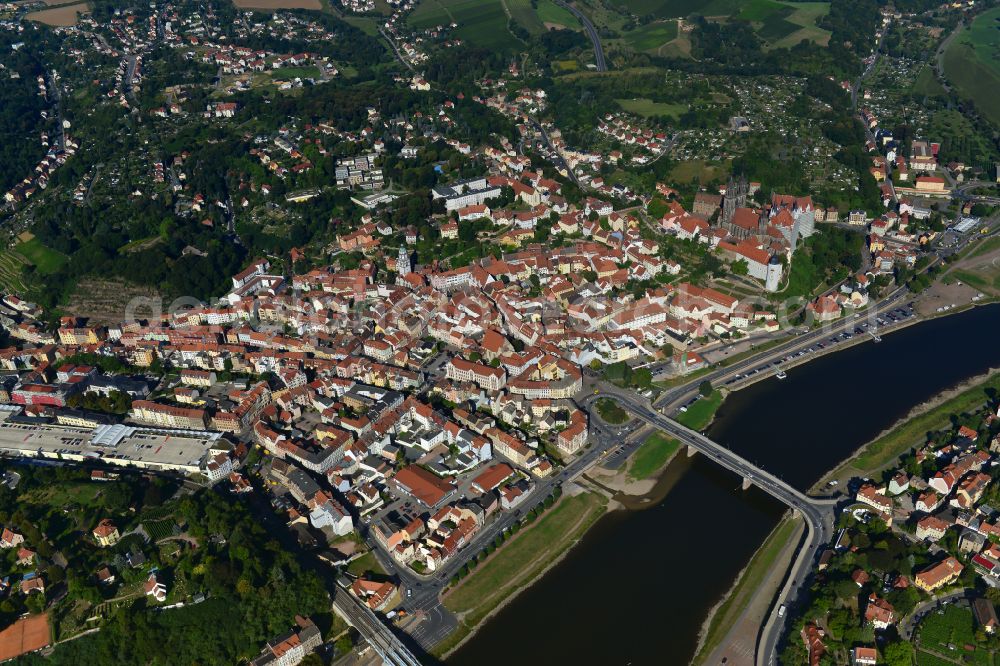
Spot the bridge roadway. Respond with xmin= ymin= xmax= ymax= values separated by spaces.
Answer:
xmin=598 ymin=389 xmax=837 ymax=666
xmin=350 ymin=289 xmax=925 ymax=663
xmin=348 ymin=290 xmax=909 ymax=662
xmin=333 ymin=590 xmax=422 ymax=666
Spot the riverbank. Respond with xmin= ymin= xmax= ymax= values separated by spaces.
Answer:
xmin=692 ymin=513 xmax=804 ymax=666
xmin=446 ymin=299 xmax=998 ymax=664
xmin=813 ymin=367 xmax=1000 ymax=492
xmin=432 ymin=488 xmax=608 ymax=660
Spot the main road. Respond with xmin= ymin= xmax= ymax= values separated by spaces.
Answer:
xmin=361 ymin=395 xmax=639 ymax=650
xmin=651 ymin=286 xmax=912 ymax=415
xmin=360 ymin=288 xmax=927 ymax=661
xmin=555 ymin=0 xmax=607 ymax=71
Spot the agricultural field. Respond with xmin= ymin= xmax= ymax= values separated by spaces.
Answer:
xmin=552 ymin=59 xmax=580 ymax=72
xmin=25 ymin=2 xmax=88 ymax=26
xmin=609 ymin=0 xmax=747 ymax=18
xmin=607 ymin=0 xmax=829 ymax=45
xmin=143 ymin=518 xmax=177 ymax=541
xmin=408 ymin=0 xmax=519 ymax=49
xmin=916 ymin=652 xmax=962 ymax=666
xmin=944 ymin=6 xmax=1000 ymax=126
xmin=615 ymin=97 xmax=686 ymax=118
xmin=619 ymin=19 xmax=678 ymax=52
xmin=915 ymin=604 xmax=995 ymax=666
xmin=0 ymin=250 xmax=29 ymax=294
xmin=736 ymin=0 xmax=830 ymax=49
xmin=231 ymin=0 xmax=321 ymax=8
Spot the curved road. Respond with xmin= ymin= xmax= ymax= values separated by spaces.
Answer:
xmin=555 ymin=0 xmax=607 ymax=71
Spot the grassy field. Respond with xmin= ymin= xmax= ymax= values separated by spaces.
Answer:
xmin=944 ymin=7 xmax=1000 ymax=126
xmin=535 ymin=0 xmax=578 ymax=27
xmin=670 ymin=159 xmax=726 ymax=183
xmin=15 ymin=236 xmax=66 ymax=273
xmin=435 ymin=492 xmax=607 ymax=656
xmin=620 ymin=19 xmax=678 ymax=51
xmin=615 ymin=97 xmax=686 ymax=118
xmin=0 ymin=235 xmax=66 ymax=294
xmin=953 ymin=268 xmax=1000 ymax=294
xmin=408 ymin=0 xmax=455 ymax=28
xmin=272 ymin=65 xmax=322 ymax=79
xmin=506 ymin=0 xmax=545 ymax=34
xmin=831 ymin=373 xmax=1000 ymax=480
xmin=676 ymin=390 xmax=725 ymax=431
xmin=346 ymin=551 xmax=387 ymax=578
xmin=911 ymin=64 xmax=947 ymax=97
xmin=945 ymin=232 xmax=1000 ymax=297
xmin=552 ymin=59 xmax=580 ymax=72
xmin=968 ymin=236 xmax=1000 ymax=259
xmin=628 ymin=432 xmax=680 ymax=480
xmin=343 ymin=15 xmax=379 ymax=35
xmin=660 ymin=31 xmax=693 ymax=58
xmin=692 ymin=514 xmax=802 ymax=666
xmin=409 ymin=0 xmax=519 ymax=49
xmin=22 ymin=482 xmax=103 ymax=508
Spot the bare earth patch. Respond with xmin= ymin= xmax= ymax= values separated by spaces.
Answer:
xmin=913 ymin=279 xmax=980 ymax=316
xmin=232 ymin=0 xmax=321 ymax=8
xmin=914 ymin=240 xmax=1000 ymax=316
xmin=26 ymin=2 xmax=88 ymax=25
xmin=64 ymin=278 xmax=163 ymax=326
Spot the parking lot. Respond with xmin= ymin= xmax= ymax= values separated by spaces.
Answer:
xmin=699 ymin=304 xmax=918 ymax=396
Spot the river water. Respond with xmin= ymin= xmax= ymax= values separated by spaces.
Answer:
xmin=449 ymin=304 xmax=1000 ymax=666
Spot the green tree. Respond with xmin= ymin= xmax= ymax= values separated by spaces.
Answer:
xmin=882 ymin=641 xmax=914 ymax=666
xmin=699 ymin=380 xmax=714 ymax=397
